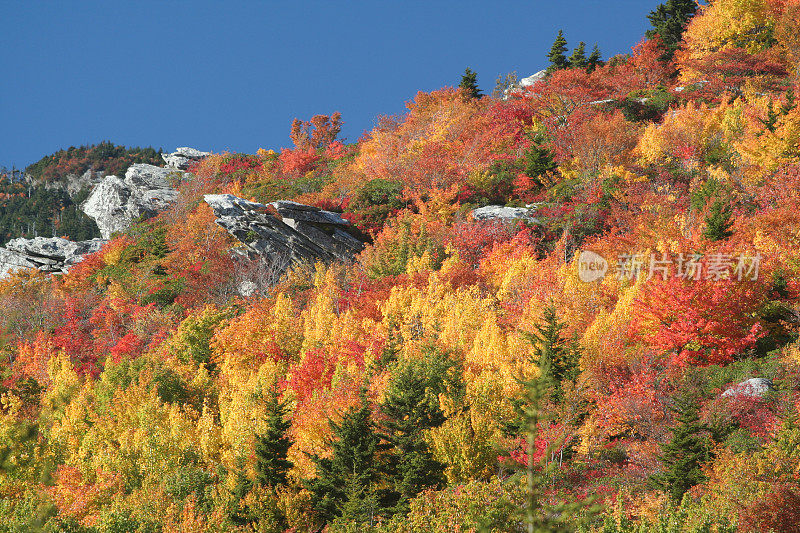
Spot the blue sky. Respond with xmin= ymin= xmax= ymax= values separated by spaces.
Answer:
xmin=0 ymin=0 xmax=662 ymax=169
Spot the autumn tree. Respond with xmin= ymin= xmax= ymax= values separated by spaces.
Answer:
xmin=289 ymin=112 xmax=343 ymax=151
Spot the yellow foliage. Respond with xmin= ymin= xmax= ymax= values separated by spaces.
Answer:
xmin=681 ymin=0 xmax=777 ymax=82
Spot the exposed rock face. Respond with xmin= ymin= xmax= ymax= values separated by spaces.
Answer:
xmin=28 ymin=169 xmax=107 ymax=199
xmin=504 ymin=69 xmax=547 ymax=98
xmin=162 ymin=147 xmax=211 ymax=170
xmin=82 ymin=164 xmax=181 ymax=239
xmin=204 ymin=194 xmax=364 ymax=270
xmin=721 ymin=378 xmax=774 ymax=398
xmin=471 ymin=205 xmax=540 ymax=223
xmin=0 ymin=237 xmax=106 ymax=278
xmin=518 ymin=69 xmax=547 ymax=88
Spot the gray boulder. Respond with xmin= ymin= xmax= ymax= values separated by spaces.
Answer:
xmin=471 ymin=205 xmax=540 ymax=223
xmin=0 ymin=237 xmax=106 ymax=278
xmin=82 ymin=164 xmax=181 ymax=239
xmin=162 ymin=147 xmax=211 ymax=170
xmin=721 ymin=378 xmax=774 ymax=399
xmin=204 ymin=194 xmax=364 ymax=277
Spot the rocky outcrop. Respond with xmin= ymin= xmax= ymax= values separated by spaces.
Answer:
xmin=471 ymin=205 xmax=541 ymax=223
xmin=504 ymin=70 xmax=547 ymax=99
xmin=162 ymin=147 xmax=211 ymax=170
xmin=0 ymin=237 xmax=106 ymax=278
xmin=722 ymin=378 xmax=774 ymax=399
xmin=204 ymin=194 xmax=364 ymax=270
xmin=82 ymin=164 xmax=181 ymax=239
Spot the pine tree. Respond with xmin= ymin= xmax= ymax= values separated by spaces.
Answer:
xmin=379 ymin=347 xmax=463 ymax=513
xmin=306 ymin=390 xmax=381 ymax=525
xmin=459 ymin=67 xmax=483 ymax=99
xmin=546 ymin=30 xmax=570 ymax=73
xmin=702 ymin=200 xmax=734 ymax=241
xmin=522 ymin=136 xmax=558 ymax=186
xmin=568 ymin=42 xmax=588 ymax=70
xmin=651 ymin=394 xmax=710 ymax=502
xmin=510 ymin=340 xmax=600 ymax=532
xmin=524 ymin=304 xmax=580 ymax=403
xmin=645 ymin=0 xmax=698 ymax=60
xmin=587 ymin=44 xmax=602 ymax=72
xmin=254 ymin=391 xmax=293 ymax=489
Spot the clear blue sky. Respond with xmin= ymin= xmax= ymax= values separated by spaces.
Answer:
xmin=0 ymin=0 xmax=662 ymax=169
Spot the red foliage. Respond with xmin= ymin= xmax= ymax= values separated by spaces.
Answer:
xmin=279 ymin=147 xmax=321 ymax=175
xmin=740 ymin=484 xmax=800 ymax=533
xmin=679 ymin=47 xmax=788 ymax=101
xmin=632 ymin=276 xmax=767 ymax=366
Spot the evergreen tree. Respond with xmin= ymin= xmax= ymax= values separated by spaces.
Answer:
xmin=509 ymin=340 xmax=600 ymax=532
xmin=379 ymin=347 xmax=463 ymax=513
xmin=702 ymin=200 xmax=734 ymax=241
xmin=645 ymin=0 xmax=698 ymax=60
xmin=651 ymin=394 xmax=710 ymax=502
xmin=587 ymin=44 xmax=603 ymax=72
xmin=524 ymin=304 xmax=581 ymax=403
xmin=459 ymin=67 xmax=483 ymax=99
xmin=254 ymin=391 xmax=293 ymax=489
xmin=546 ymin=30 xmax=570 ymax=73
xmin=568 ymin=41 xmax=588 ymax=70
xmin=306 ymin=390 xmax=381 ymax=525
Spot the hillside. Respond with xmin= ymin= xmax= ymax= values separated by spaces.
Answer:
xmin=0 ymin=142 xmax=163 ymax=245
xmin=2 ymin=1 xmax=800 ymax=531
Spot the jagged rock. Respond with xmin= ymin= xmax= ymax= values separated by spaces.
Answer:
xmin=162 ymin=147 xmax=211 ymax=170
xmin=504 ymin=69 xmax=547 ymax=99
xmin=203 ymin=194 xmax=364 ymax=278
xmin=471 ymin=205 xmax=540 ymax=223
xmin=721 ymin=378 xmax=774 ymax=399
xmin=82 ymin=164 xmax=181 ymax=239
xmin=518 ymin=69 xmax=547 ymax=88
xmin=0 ymin=237 xmax=106 ymax=278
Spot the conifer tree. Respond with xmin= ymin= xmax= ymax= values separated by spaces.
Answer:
xmin=459 ymin=67 xmax=483 ymax=99
xmin=254 ymin=391 xmax=293 ymax=489
xmin=587 ymin=44 xmax=602 ymax=72
xmin=651 ymin=394 xmax=710 ymax=502
xmin=702 ymin=200 xmax=734 ymax=241
xmin=379 ymin=347 xmax=463 ymax=513
xmin=546 ymin=30 xmax=570 ymax=73
xmin=568 ymin=42 xmax=588 ymax=70
xmin=306 ymin=390 xmax=381 ymax=525
xmin=510 ymin=337 xmax=600 ymax=532
xmin=645 ymin=0 xmax=698 ymax=60
xmin=525 ymin=304 xmax=580 ymax=403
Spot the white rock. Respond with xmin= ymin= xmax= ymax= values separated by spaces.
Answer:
xmin=162 ymin=147 xmax=211 ymax=170
xmin=471 ymin=205 xmax=540 ymax=223
xmin=0 ymin=237 xmax=106 ymax=279
xmin=203 ymin=194 xmax=364 ymax=289
xmin=82 ymin=164 xmax=181 ymax=239
xmin=518 ymin=69 xmax=547 ymax=88
xmin=721 ymin=378 xmax=774 ymax=398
